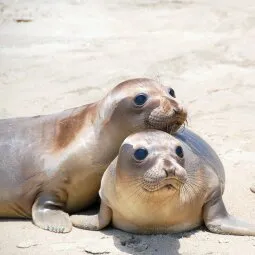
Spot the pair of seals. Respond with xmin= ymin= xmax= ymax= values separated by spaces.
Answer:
xmin=71 ymin=129 xmax=255 ymax=236
xmin=0 ymin=78 xmax=187 ymax=233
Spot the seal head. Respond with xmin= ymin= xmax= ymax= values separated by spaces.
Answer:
xmin=99 ymin=78 xmax=187 ymax=136
xmin=116 ymin=131 xmax=187 ymax=194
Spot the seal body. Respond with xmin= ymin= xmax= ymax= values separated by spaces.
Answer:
xmin=71 ymin=129 xmax=255 ymax=236
xmin=0 ymin=78 xmax=187 ymax=233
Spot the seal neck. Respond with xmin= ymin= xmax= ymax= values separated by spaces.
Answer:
xmin=92 ymin=98 xmax=129 ymax=165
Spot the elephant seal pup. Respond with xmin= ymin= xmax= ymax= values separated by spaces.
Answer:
xmin=0 ymin=78 xmax=187 ymax=233
xmin=71 ymin=129 xmax=255 ymax=236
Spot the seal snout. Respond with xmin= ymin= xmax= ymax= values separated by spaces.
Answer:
xmin=164 ymin=167 xmax=187 ymax=183
xmin=146 ymin=100 xmax=187 ymax=133
xmin=171 ymin=106 xmax=187 ymax=125
xmin=162 ymin=160 xmax=187 ymax=183
xmin=142 ymin=158 xmax=187 ymax=192
xmin=160 ymin=97 xmax=187 ymax=132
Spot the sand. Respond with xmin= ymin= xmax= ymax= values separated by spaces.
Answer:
xmin=0 ymin=0 xmax=255 ymax=254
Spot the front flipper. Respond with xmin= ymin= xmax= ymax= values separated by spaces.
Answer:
xmin=203 ymin=197 xmax=255 ymax=236
xmin=32 ymin=194 xmax=72 ymax=233
xmin=71 ymin=202 xmax=112 ymax=231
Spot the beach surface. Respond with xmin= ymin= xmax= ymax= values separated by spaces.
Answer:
xmin=0 ymin=0 xmax=255 ymax=254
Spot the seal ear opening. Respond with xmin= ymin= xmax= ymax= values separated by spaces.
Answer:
xmin=116 ymin=143 xmax=134 ymax=177
xmin=119 ymin=143 xmax=134 ymax=156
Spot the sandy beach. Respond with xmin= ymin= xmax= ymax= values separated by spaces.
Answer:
xmin=0 ymin=0 xmax=255 ymax=254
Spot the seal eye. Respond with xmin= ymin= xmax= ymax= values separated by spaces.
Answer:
xmin=134 ymin=93 xmax=148 ymax=106
xmin=168 ymin=88 xmax=176 ymax=98
xmin=175 ymin=146 xmax=184 ymax=158
xmin=134 ymin=148 xmax=148 ymax=161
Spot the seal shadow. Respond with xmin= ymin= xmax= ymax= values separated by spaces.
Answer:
xmin=102 ymin=228 xmax=181 ymax=255
xmin=78 ymin=203 xmax=199 ymax=255
xmin=0 ymin=218 xmax=30 ymax=223
xmin=100 ymin=227 xmax=200 ymax=255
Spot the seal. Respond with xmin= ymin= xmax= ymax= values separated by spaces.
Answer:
xmin=71 ymin=129 xmax=255 ymax=236
xmin=251 ymin=184 xmax=255 ymax=193
xmin=0 ymin=78 xmax=187 ymax=233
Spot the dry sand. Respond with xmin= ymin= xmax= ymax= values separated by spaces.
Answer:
xmin=0 ymin=0 xmax=255 ymax=254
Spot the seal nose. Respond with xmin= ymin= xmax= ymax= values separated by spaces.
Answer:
xmin=163 ymin=168 xmax=174 ymax=178
xmin=163 ymin=160 xmax=187 ymax=182
xmin=163 ymin=166 xmax=176 ymax=178
xmin=173 ymin=107 xmax=188 ymax=126
xmin=173 ymin=106 xmax=187 ymax=117
xmin=162 ymin=95 xmax=187 ymax=117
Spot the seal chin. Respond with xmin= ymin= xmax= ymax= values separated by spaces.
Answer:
xmin=166 ymin=112 xmax=188 ymax=133
xmin=165 ymin=120 xmax=185 ymax=134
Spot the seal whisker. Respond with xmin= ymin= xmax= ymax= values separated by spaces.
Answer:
xmin=124 ymin=187 xmax=142 ymax=203
xmin=178 ymin=124 xmax=186 ymax=133
xmin=122 ymin=181 xmax=148 ymax=202
xmin=118 ymin=176 xmax=144 ymax=185
xmin=182 ymin=185 xmax=192 ymax=205
xmin=156 ymin=191 xmax=175 ymax=210
xmin=180 ymin=185 xmax=190 ymax=205
xmin=186 ymin=182 xmax=200 ymax=198
xmin=180 ymin=182 xmax=195 ymax=206
xmin=184 ymin=174 xmax=205 ymax=193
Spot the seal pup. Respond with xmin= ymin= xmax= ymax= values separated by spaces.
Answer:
xmin=71 ymin=129 xmax=255 ymax=236
xmin=0 ymin=78 xmax=187 ymax=233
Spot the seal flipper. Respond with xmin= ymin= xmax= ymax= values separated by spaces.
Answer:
xmin=203 ymin=197 xmax=255 ymax=236
xmin=71 ymin=202 xmax=112 ymax=231
xmin=32 ymin=194 xmax=72 ymax=233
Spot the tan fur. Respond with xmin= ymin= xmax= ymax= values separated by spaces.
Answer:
xmin=53 ymin=104 xmax=96 ymax=150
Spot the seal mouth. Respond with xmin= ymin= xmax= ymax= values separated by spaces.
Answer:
xmin=166 ymin=115 xmax=187 ymax=133
xmin=142 ymin=178 xmax=183 ymax=192
xmin=164 ymin=178 xmax=184 ymax=190
xmin=165 ymin=184 xmax=174 ymax=190
xmin=146 ymin=111 xmax=187 ymax=134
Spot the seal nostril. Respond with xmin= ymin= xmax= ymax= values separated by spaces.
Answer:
xmin=167 ymin=166 xmax=176 ymax=176
xmin=163 ymin=169 xmax=168 ymax=177
xmin=173 ymin=109 xmax=178 ymax=114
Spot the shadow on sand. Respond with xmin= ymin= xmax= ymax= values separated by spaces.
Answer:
xmin=75 ymin=203 xmax=199 ymax=255
xmin=100 ymin=226 xmax=199 ymax=255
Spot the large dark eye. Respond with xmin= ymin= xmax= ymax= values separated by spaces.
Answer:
xmin=134 ymin=148 xmax=148 ymax=161
xmin=175 ymin=146 xmax=183 ymax=158
xmin=134 ymin=93 xmax=148 ymax=106
xmin=168 ymin=88 xmax=176 ymax=98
